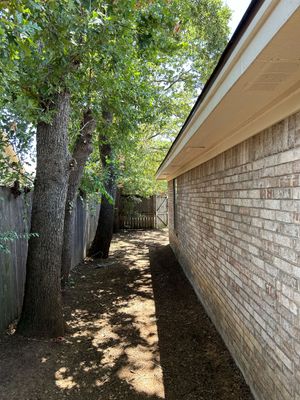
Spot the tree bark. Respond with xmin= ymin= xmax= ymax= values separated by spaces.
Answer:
xmin=88 ymin=111 xmax=116 ymax=259
xmin=17 ymin=92 xmax=71 ymax=338
xmin=61 ymin=110 xmax=96 ymax=286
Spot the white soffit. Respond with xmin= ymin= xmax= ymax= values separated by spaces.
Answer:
xmin=157 ymin=0 xmax=300 ymax=180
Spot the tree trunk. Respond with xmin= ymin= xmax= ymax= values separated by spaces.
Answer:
xmin=17 ymin=92 xmax=71 ymax=338
xmin=88 ymin=111 xmax=116 ymax=259
xmin=61 ymin=110 xmax=96 ymax=286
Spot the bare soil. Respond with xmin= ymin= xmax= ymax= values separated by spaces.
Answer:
xmin=0 ymin=230 xmax=253 ymax=400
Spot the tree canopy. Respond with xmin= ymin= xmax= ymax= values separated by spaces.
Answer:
xmin=0 ymin=0 xmax=231 ymax=337
xmin=1 ymin=0 xmax=231 ymax=197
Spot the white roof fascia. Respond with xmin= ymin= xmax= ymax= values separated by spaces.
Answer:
xmin=157 ymin=0 xmax=300 ymax=179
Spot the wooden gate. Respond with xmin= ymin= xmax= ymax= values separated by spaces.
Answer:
xmin=118 ymin=195 xmax=168 ymax=230
xmin=155 ymin=195 xmax=168 ymax=228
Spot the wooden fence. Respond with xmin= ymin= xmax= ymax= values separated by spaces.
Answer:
xmin=0 ymin=186 xmax=99 ymax=332
xmin=118 ymin=195 xmax=168 ymax=230
xmin=120 ymin=214 xmax=156 ymax=229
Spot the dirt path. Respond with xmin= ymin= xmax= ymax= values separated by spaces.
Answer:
xmin=0 ymin=230 xmax=253 ymax=400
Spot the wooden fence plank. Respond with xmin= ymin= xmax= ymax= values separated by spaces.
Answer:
xmin=0 ymin=187 xmax=100 ymax=332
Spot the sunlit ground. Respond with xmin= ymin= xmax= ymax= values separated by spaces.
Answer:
xmin=61 ymin=231 xmax=167 ymax=398
xmin=0 ymin=229 xmax=253 ymax=400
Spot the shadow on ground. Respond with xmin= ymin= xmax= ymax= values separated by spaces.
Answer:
xmin=0 ymin=230 xmax=253 ymax=400
xmin=149 ymin=243 xmax=253 ymax=400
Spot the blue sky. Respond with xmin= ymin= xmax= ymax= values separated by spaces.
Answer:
xmin=225 ymin=0 xmax=252 ymax=34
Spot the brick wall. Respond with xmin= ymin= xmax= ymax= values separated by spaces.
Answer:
xmin=168 ymin=111 xmax=300 ymax=400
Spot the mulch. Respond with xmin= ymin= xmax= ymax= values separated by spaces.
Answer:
xmin=0 ymin=230 xmax=253 ymax=400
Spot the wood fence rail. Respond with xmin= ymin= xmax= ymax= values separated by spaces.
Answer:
xmin=118 ymin=195 xmax=168 ymax=230
xmin=0 ymin=186 xmax=99 ymax=332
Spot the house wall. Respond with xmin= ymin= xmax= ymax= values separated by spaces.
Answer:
xmin=168 ymin=111 xmax=300 ymax=400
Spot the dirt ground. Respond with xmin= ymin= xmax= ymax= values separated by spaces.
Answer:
xmin=0 ymin=230 xmax=253 ymax=400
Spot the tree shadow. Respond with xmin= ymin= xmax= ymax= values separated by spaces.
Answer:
xmin=149 ymin=241 xmax=254 ymax=400
xmin=0 ymin=231 xmax=164 ymax=400
xmin=0 ymin=230 xmax=253 ymax=400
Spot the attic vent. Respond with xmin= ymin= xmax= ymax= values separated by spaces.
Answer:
xmin=248 ymin=82 xmax=278 ymax=91
xmin=246 ymin=61 xmax=300 ymax=92
xmin=265 ymin=61 xmax=300 ymax=74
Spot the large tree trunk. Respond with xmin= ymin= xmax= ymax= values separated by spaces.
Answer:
xmin=17 ymin=93 xmax=71 ymax=338
xmin=88 ymin=111 xmax=116 ymax=259
xmin=61 ymin=110 xmax=96 ymax=286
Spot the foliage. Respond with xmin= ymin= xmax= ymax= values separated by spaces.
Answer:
xmin=116 ymin=135 xmax=167 ymax=197
xmin=112 ymin=0 xmax=231 ymax=197
xmin=0 ymin=109 xmax=35 ymax=186
xmin=0 ymin=190 xmax=36 ymax=254
xmin=0 ymin=0 xmax=231 ymax=198
xmin=0 ymin=0 xmax=232 ymax=337
xmin=0 ymin=231 xmax=38 ymax=254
